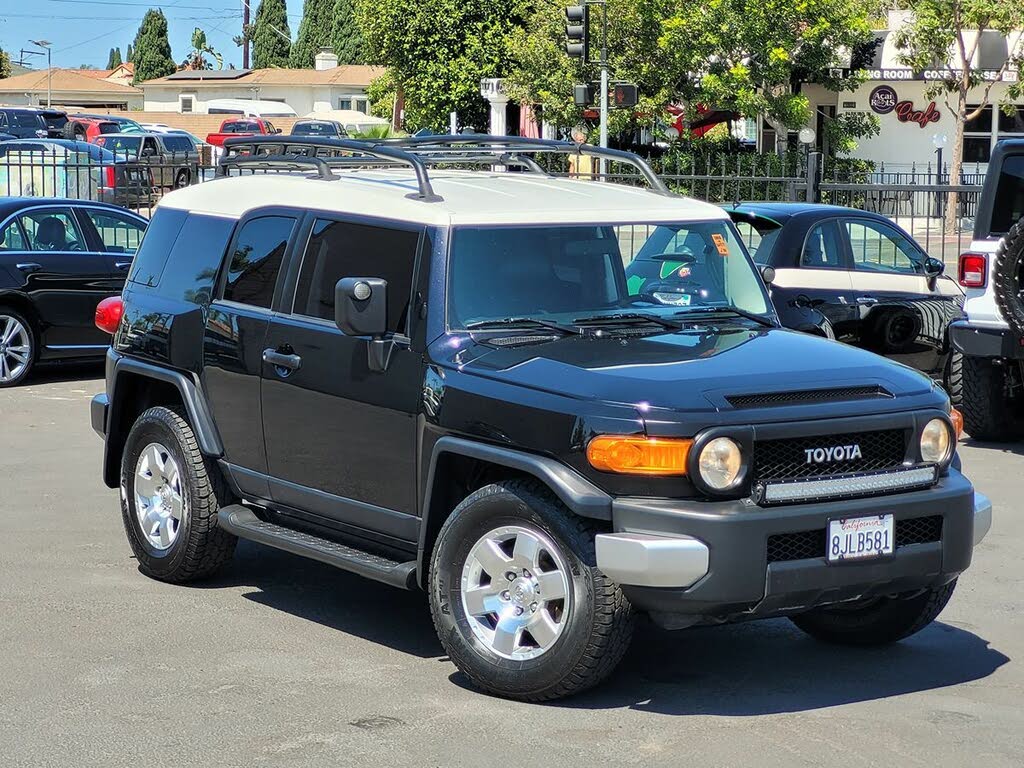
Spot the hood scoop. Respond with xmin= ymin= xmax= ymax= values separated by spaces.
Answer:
xmin=726 ymin=385 xmax=893 ymax=409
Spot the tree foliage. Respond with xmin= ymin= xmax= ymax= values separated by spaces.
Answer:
xmin=356 ymin=0 xmax=528 ymax=131
xmin=0 ymin=47 xmax=10 ymax=80
xmin=252 ymin=0 xmax=292 ymax=68
xmin=332 ymin=0 xmax=364 ymax=64
xmin=107 ymin=47 xmax=123 ymax=69
xmin=131 ymin=9 xmax=177 ymax=84
xmin=895 ymin=0 xmax=1024 ymax=229
xmin=291 ymin=0 xmax=333 ymax=67
xmin=184 ymin=28 xmax=223 ymax=70
xmin=126 ymin=44 xmax=134 ymax=63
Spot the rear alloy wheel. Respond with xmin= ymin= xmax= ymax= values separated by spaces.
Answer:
xmin=0 ymin=311 xmax=35 ymax=387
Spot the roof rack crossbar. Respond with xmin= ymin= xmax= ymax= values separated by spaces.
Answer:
xmin=217 ymin=153 xmax=338 ymax=180
xmin=221 ymin=136 xmax=442 ymax=201
xmin=380 ymin=135 xmax=671 ymax=195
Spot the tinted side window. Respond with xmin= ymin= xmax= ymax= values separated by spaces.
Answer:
xmin=293 ymin=218 xmax=420 ymax=333
xmin=0 ymin=219 xmax=26 ymax=250
xmin=128 ymin=208 xmax=188 ymax=287
xmin=159 ymin=214 xmax=236 ymax=305
xmin=801 ymin=221 xmax=844 ymax=268
xmin=990 ymin=155 xmax=1024 ymax=235
xmin=223 ymin=216 xmax=295 ymax=308
xmin=19 ymin=209 xmax=85 ymax=251
xmin=84 ymin=209 xmax=146 ymax=254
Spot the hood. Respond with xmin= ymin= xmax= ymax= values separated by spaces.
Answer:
xmin=438 ymin=327 xmax=940 ymax=419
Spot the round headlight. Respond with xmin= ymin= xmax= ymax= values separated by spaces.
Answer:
xmin=920 ymin=418 xmax=953 ymax=464
xmin=698 ymin=437 xmax=743 ymax=490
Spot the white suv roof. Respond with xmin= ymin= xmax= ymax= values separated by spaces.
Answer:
xmin=160 ymin=167 xmax=728 ymax=227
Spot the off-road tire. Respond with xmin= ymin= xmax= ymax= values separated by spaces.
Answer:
xmin=993 ymin=215 xmax=1024 ymax=337
xmin=943 ymin=348 xmax=963 ymax=408
xmin=0 ymin=308 xmax=36 ymax=387
xmin=62 ymin=121 xmax=86 ymax=141
xmin=174 ymin=169 xmax=190 ymax=188
xmin=429 ymin=479 xmax=634 ymax=701
xmin=120 ymin=405 xmax=237 ymax=582
xmin=790 ymin=579 xmax=957 ymax=646
xmin=960 ymin=354 xmax=1024 ymax=441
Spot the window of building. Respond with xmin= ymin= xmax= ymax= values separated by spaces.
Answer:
xmin=998 ymin=106 xmax=1024 ymax=138
xmin=337 ymin=97 xmax=369 ymax=114
xmin=292 ymin=218 xmax=420 ymax=334
xmin=962 ymin=105 xmax=993 ymax=164
xmin=223 ymin=216 xmax=296 ymax=309
xmin=180 ymin=95 xmax=194 ymax=113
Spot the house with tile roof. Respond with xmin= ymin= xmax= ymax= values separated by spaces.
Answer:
xmin=140 ymin=49 xmax=383 ymax=117
xmin=0 ymin=67 xmax=143 ymax=110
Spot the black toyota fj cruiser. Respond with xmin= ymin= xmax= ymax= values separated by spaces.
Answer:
xmin=91 ymin=136 xmax=991 ymax=701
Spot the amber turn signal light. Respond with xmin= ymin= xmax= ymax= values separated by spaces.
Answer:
xmin=586 ymin=435 xmax=693 ymax=475
xmin=950 ymin=408 xmax=964 ymax=440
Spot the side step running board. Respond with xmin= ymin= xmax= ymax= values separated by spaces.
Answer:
xmin=216 ymin=505 xmax=417 ymax=589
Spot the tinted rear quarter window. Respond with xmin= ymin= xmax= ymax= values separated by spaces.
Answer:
xmin=159 ymin=214 xmax=236 ymax=305
xmin=990 ymin=154 xmax=1024 ymax=235
xmin=222 ymin=216 xmax=295 ymax=308
xmin=127 ymin=208 xmax=188 ymax=287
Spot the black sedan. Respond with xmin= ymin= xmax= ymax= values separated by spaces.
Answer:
xmin=725 ymin=203 xmax=963 ymax=389
xmin=0 ymin=198 xmax=147 ymax=386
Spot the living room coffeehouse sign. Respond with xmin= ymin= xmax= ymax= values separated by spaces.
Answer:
xmin=869 ymin=85 xmax=940 ymax=128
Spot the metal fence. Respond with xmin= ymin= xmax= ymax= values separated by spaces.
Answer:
xmin=0 ymin=145 xmax=984 ymax=264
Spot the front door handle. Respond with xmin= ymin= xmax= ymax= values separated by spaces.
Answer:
xmin=262 ymin=348 xmax=302 ymax=373
xmin=114 ymin=261 xmax=133 ymax=271
xmin=15 ymin=262 xmax=42 ymax=274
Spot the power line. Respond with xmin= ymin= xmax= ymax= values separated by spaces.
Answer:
xmin=9 ymin=12 xmax=237 ymax=20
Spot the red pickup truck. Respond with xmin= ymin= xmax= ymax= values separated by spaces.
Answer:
xmin=205 ymin=118 xmax=282 ymax=147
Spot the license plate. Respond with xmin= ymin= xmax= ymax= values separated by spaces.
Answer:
xmin=827 ymin=515 xmax=894 ymax=563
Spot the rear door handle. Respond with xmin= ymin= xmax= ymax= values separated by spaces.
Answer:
xmin=262 ymin=348 xmax=302 ymax=373
xmin=114 ymin=261 xmax=133 ymax=271
xmin=15 ymin=262 xmax=42 ymax=274
xmin=856 ymin=296 xmax=878 ymax=306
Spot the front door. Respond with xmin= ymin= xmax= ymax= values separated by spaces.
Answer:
xmin=0 ymin=206 xmax=118 ymax=354
xmin=842 ymin=217 xmax=961 ymax=375
xmin=260 ymin=215 xmax=424 ymax=544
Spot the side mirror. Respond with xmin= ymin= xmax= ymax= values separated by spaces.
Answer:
xmin=335 ymin=277 xmax=388 ymax=337
xmin=759 ymin=264 xmax=776 ymax=285
xmin=924 ymin=257 xmax=945 ymax=277
xmin=274 ymin=127 xmax=283 ymax=134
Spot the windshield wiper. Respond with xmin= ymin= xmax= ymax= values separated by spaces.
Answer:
xmin=572 ymin=312 xmax=681 ymax=330
xmin=669 ymin=305 xmax=777 ymax=328
xmin=466 ymin=317 xmax=581 ymax=334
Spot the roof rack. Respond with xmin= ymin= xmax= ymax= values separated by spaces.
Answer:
xmin=218 ymin=134 xmax=671 ymax=201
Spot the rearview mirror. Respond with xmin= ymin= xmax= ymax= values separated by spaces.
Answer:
xmin=759 ymin=264 xmax=776 ymax=285
xmin=336 ymin=277 xmax=388 ymax=338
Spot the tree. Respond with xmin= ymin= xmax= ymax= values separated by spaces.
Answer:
xmin=126 ymin=43 xmax=134 ymax=63
xmin=184 ymin=28 xmax=223 ymax=70
xmin=252 ymin=0 xmax=292 ymax=68
xmin=291 ymin=0 xmax=332 ymax=67
xmin=332 ymin=0 xmax=364 ymax=64
xmin=0 ymin=47 xmax=13 ymax=80
xmin=356 ymin=0 xmax=528 ymax=131
xmin=895 ymin=2 xmax=1024 ymax=233
xmin=131 ymin=9 xmax=177 ymax=84
xmin=107 ymin=47 xmax=123 ymax=69
xmin=658 ymin=0 xmax=875 ymax=153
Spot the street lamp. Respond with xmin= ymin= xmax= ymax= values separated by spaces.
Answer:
xmin=29 ymin=40 xmax=52 ymax=108
xmin=932 ymin=133 xmax=948 ymax=180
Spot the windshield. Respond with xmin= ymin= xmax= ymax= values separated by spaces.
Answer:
xmin=293 ymin=122 xmax=337 ymax=135
xmin=96 ymin=136 xmax=141 ymax=155
xmin=447 ymin=221 xmax=771 ymax=329
xmin=224 ymin=121 xmax=260 ymax=133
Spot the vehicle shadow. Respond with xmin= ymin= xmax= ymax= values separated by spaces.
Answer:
xmin=24 ymin=360 xmax=104 ymax=385
xmin=199 ymin=542 xmax=1008 ymax=713
xmin=198 ymin=540 xmax=442 ymax=659
xmin=960 ymin=437 xmax=1024 ymax=457
xmin=529 ymin=617 xmax=1009 ymax=715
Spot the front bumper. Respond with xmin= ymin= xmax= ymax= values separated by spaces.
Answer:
xmin=950 ymin=320 xmax=1024 ymax=359
xmin=595 ymin=469 xmax=987 ymax=626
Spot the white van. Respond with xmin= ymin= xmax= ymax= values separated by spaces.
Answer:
xmin=205 ymin=99 xmax=297 ymax=118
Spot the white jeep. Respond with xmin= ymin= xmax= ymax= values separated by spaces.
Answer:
xmin=951 ymin=139 xmax=1024 ymax=441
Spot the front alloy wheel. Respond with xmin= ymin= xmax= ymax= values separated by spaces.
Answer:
xmin=461 ymin=525 xmax=571 ymax=660
xmin=133 ymin=442 xmax=185 ymax=550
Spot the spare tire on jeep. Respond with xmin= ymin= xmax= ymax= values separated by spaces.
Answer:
xmin=993 ymin=216 xmax=1024 ymax=336
xmin=62 ymin=121 xmax=87 ymax=141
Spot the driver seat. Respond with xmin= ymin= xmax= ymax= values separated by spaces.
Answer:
xmin=35 ymin=217 xmax=68 ymax=250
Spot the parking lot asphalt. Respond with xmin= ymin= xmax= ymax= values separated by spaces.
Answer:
xmin=1 ymin=364 xmax=1022 ymax=768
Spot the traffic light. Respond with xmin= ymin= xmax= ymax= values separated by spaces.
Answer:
xmin=574 ymin=84 xmax=596 ymax=107
xmin=612 ymin=83 xmax=638 ymax=109
xmin=565 ymin=5 xmax=589 ymax=60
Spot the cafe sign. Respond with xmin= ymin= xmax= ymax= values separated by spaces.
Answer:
xmin=869 ymin=86 xmax=940 ymax=128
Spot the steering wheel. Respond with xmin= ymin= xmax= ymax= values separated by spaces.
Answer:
xmin=66 ymin=241 xmax=82 ymax=251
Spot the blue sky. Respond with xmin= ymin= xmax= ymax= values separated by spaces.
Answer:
xmin=1 ymin=0 xmax=303 ymax=70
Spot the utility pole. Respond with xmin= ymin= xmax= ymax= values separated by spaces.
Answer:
xmin=566 ymin=3 xmax=609 ymax=174
xmin=242 ymin=0 xmax=250 ymax=69
xmin=29 ymin=40 xmax=52 ymax=108
xmin=597 ymin=1 xmax=608 ymax=176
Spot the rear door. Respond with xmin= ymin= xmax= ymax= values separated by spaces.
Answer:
xmin=78 ymin=206 xmax=148 ymax=281
xmin=2 ymin=205 xmax=118 ymax=353
xmin=842 ymin=217 xmax=960 ymax=374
